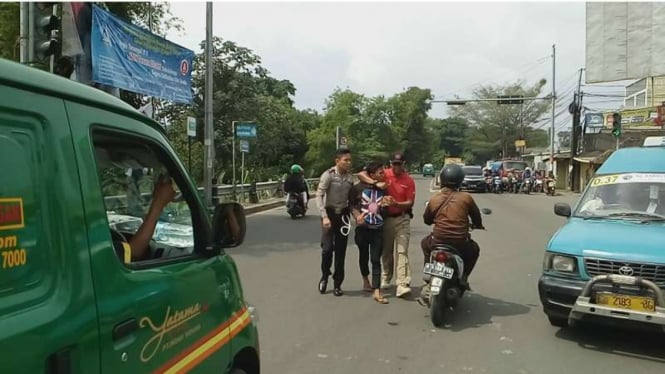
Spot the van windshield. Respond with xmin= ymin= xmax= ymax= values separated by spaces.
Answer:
xmin=575 ymin=173 xmax=665 ymax=220
xmin=463 ymin=166 xmax=482 ymax=176
xmin=503 ymin=161 xmax=527 ymax=171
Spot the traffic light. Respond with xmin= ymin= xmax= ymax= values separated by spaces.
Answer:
xmin=31 ymin=3 xmax=61 ymax=67
xmin=611 ymin=112 xmax=622 ymax=137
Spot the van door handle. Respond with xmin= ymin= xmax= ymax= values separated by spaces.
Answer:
xmin=113 ymin=318 xmax=137 ymax=341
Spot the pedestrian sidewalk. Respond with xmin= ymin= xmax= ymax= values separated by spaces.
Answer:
xmin=241 ymin=198 xmax=283 ymax=215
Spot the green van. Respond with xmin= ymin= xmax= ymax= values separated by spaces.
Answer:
xmin=0 ymin=58 xmax=259 ymax=374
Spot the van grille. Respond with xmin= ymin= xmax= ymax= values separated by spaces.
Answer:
xmin=584 ymin=258 xmax=665 ymax=285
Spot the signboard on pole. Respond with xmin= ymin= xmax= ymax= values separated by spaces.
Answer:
xmin=240 ymin=140 xmax=249 ymax=153
xmin=90 ymin=5 xmax=195 ymax=104
xmin=186 ymin=116 xmax=196 ymax=137
xmin=236 ymin=123 xmax=257 ymax=138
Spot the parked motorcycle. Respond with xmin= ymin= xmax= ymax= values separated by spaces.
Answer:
xmin=420 ymin=208 xmax=492 ymax=327
xmin=286 ymin=192 xmax=307 ymax=219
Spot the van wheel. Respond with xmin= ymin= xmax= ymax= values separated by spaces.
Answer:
xmin=230 ymin=368 xmax=248 ymax=374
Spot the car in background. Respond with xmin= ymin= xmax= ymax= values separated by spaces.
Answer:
xmin=461 ymin=165 xmax=486 ymax=192
xmin=423 ymin=163 xmax=435 ymax=177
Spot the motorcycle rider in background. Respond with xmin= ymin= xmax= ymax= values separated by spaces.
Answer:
xmin=284 ymin=164 xmax=309 ymax=210
xmin=420 ymin=164 xmax=484 ymax=301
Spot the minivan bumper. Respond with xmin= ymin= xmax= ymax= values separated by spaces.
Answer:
xmin=539 ymin=273 xmax=665 ymax=331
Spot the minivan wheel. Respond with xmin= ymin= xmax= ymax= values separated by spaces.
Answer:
xmin=230 ymin=368 xmax=248 ymax=374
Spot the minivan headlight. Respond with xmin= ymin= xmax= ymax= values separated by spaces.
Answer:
xmin=543 ymin=253 xmax=577 ymax=273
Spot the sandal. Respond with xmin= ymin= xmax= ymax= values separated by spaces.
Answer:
xmin=374 ymin=295 xmax=389 ymax=304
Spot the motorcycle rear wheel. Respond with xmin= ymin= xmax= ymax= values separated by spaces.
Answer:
xmin=430 ymin=292 xmax=448 ymax=327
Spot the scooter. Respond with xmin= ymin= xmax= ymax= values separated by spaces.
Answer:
xmin=546 ymin=180 xmax=556 ymax=196
xmin=493 ymin=176 xmax=503 ymax=194
xmin=286 ymin=192 xmax=307 ymax=219
xmin=420 ymin=208 xmax=492 ymax=327
xmin=522 ymin=178 xmax=532 ymax=194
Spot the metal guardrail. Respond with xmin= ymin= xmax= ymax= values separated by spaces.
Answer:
xmin=104 ymin=178 xmax=320 ymax=213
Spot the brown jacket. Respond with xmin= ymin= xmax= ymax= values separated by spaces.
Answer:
xmin=423 ymin=188 xmax=482 ymax=241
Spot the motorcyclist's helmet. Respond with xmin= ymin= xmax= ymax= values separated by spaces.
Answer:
xmin=440 ymin=164 xmax=465 ymax=188
xmin=290 ymin=164 xmax=304 ymax=174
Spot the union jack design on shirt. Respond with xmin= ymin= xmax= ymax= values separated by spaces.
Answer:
xmin=361 ymin=188 xmax=385 ymax=226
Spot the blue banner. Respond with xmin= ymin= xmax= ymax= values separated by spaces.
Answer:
xmin=91 ymin=5 xmax=194 ymax=104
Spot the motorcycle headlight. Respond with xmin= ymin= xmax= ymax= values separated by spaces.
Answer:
xmin=543 ymin=253 xmax=577 ymax=273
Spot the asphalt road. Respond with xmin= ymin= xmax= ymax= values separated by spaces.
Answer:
xmin=228 ymin=176 xmax=665 ymax=374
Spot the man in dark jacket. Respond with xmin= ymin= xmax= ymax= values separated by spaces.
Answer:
xmin=284 ymin=164 xmax=309 ymax=210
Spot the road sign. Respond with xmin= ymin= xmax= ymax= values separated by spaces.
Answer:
xmin=240 ymin=140 xmax=249 ymax=153
xmin=187 ymin=116 xmax=196 ymax=137
xmin=236 ymin=122 xmax=257 ymax=138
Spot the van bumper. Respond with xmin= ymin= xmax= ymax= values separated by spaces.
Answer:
xmin=539 ymin=274 xmax=665 ymax=332
xmin=538 ymin=274 xmax=585 ymax=320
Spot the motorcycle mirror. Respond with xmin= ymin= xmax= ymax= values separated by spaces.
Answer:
xmin=481 ymin=208 xmax=492 ymax=215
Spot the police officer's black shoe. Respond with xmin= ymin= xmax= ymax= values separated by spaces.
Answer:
xmin=333 ymin=288 xmax=343 ymax=297
xmin=318 ymin=278 xmax=328 ymax=294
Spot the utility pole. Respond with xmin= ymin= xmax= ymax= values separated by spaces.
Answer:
xmin=203 ymin=2 xmax=214 ymax=208
xmin=549 ymin=44 xmax=556 ymax=176
xmin=19 ymin=3 xmax=28 ymax=63
xmin=570 ymin=68 xmax=584 ymax=192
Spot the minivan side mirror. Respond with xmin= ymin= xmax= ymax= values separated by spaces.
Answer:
xmin=554 ymin=203 xmax=571 ymax=217
xmin=212 ymin=202 xmax=247 ymax=248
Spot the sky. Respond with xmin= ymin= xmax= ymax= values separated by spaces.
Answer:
xmin=166 ymin=1 xmax=627 ymax=134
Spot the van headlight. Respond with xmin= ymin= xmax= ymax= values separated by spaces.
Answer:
xmin=543 ymin=253 xmax=577 ymax=273
xmin=247 ymin=302 xmax=258 ymax=325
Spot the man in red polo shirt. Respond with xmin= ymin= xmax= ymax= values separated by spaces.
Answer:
xmin=358 ymin=153 xmax=416 ymax=297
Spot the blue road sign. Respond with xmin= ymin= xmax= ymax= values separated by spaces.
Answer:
xmin=236 ymin=123 xmax=257 ymax=138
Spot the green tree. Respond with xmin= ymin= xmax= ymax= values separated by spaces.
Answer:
xmin=450 ymin=80 xmax=550 ymax=162
xmin=0 ymin=2 xmax=19 ymax=61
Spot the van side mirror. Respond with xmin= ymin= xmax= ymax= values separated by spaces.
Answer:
xmin=212 ymin=203 xmax=246 ymax=248
xmin=554 ymin=203 xmax=571 ymax=217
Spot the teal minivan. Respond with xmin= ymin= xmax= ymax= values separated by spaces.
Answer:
xmin=0 ymin=58 xmax=260 ymax=373
xmin=539 ymin=138 xmax=665 ymax=331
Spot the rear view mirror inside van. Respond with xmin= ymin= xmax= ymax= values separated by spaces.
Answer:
xmin=212 ymin=202 xmax=247 ymax=248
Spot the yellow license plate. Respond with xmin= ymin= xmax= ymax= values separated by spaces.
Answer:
xmin=596 ymin=293 xmax=656 ymax=313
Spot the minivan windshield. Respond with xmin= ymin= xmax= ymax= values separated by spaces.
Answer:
xmin=463 ymin=166 xmax=482 ymax=176
xmin=503 ymin=161 xmax=527 ymax=171
xmin=575 ymin=173 xmax=665 ymax=220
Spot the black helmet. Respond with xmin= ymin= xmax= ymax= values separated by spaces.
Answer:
xmin=440 ymin=164 xmax=465 ymax=188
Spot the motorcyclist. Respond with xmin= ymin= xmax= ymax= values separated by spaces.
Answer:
xmin=284 ymin=164 xmax=309 ymax=210
xmin=521 ymin=167 xmax=533 ymax=192
xmin=421 ymin=164 xmax=484 ymax=296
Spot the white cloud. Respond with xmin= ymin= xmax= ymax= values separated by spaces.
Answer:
xmin=166 ymin=1 xmax=621 ymax=123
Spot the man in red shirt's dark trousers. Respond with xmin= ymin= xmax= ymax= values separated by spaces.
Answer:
xmin=358 ymin=153 xmax=416 ymax=298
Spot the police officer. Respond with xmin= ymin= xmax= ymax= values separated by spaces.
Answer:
xmin=316 ymin=148 xmax=354 ymax=296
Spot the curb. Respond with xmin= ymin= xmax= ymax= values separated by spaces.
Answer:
xmin=243 ymin=200 xmax=283 ymax=215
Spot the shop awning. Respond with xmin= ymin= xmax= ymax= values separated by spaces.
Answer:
xmin=573 ymin=150 xmax=613 ymax=164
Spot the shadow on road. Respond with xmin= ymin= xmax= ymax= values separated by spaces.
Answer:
xmin=554 ymin=324 xmax=665 ymax=363
xmin=422 ymin=292 xmax=532 ymax=332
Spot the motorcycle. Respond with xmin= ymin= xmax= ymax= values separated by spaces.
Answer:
xmin=286 ymin=192 xmax=307 ymax=219
xmin=534 ymin=177 xmax=544 ymax=193
xmin=420 ymin=208 xmax=492 ymax=327
xmin=546 ymin=180 xmax=556 ymax=196
xmin=493 ymin=176 xmax=503 ymax=194
xmin=521 ymin=178 xmax=532 ymax=194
